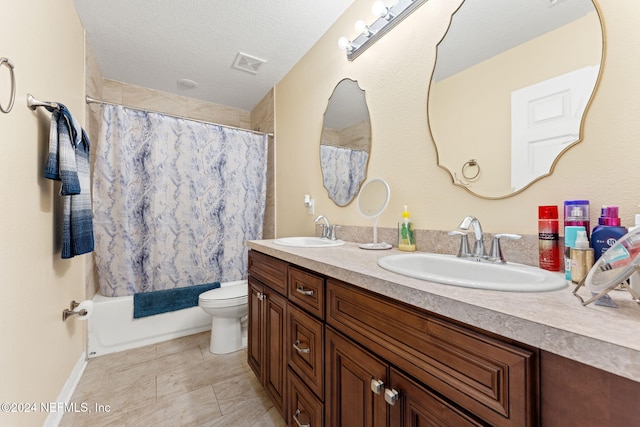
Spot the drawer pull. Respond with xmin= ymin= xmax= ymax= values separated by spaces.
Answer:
xmin=384 ymin=388 xmax=399 ymax=406
xmin=370 ymin=379 xmax=384 ymax=395
xmin=293 ymin=409 xmax=311 ymax=427
xmin=296 ymin=286 xmax=314 ymax=296
xmin=293 ymin=339 xmax=311 ymax=354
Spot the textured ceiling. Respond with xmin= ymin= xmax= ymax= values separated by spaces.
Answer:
xmin=73 ymin=0 xmax=356 ymax=111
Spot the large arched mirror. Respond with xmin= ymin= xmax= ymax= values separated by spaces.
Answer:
xmin=428 ymin=0 xmax=604 ymax=199
xmin=320 ymin=78 xmax=371 ymax=206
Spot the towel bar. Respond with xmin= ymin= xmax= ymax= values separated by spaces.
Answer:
xmin=26 ymin=93 xmax=59 ymax=111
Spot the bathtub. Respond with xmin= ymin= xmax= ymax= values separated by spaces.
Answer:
xmin=87 ymin=280 xmax=247 ymax=357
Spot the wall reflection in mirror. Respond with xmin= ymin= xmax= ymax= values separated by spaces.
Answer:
xmin=428 ymin=0 xmax=603 ymax=199
xmin=320 ymin=78 xmax=371 ymax=206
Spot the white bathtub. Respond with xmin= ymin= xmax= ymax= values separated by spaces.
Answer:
xmin=87 ymin=280 xmax=247 ymax=357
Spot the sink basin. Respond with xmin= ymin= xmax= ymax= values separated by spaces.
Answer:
xmin=273 ymin=237 xmax=345 ymax=248
xmin=378 ymin=253 xmax=566 ymax=292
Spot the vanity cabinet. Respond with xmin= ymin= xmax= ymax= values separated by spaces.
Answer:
xmin=326 ymin=278 xmax=537 ymax=427
xmin=247 ymin=251 xmax=288 ymax=418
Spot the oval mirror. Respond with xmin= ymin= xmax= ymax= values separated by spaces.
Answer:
xmin=320 ymin=78 xmax=371 ymax=206
xmin=428 ymin=0 xmax=604 ymax=199
xmin=357 ymin=178 xmax=392 ymax=250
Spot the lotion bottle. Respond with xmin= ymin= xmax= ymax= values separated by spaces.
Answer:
xmin=570 ymin=230 xmax=594 ymax=284
xmin=398 ymin=206 xmax=416 ymax=251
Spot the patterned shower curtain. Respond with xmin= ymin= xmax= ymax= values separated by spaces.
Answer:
xmin=93 ymin=105 xmax=268 ymax=297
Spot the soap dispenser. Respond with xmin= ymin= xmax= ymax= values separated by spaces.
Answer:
xmin=398 ymin=206 xmax=416 ymax=251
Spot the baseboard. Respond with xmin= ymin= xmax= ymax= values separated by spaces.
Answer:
xmin=43 ymin=352 xmax=87 ymax=427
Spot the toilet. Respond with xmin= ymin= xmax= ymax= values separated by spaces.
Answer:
xmin=198 ymin=280 xmax=248 ymax=354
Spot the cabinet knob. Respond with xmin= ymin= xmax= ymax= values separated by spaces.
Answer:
xmin=296 ymin=286 xmax=314 ymax=296
xmin=370 ymin=378 xmax=384 ymax=395
xmin=257 ymin=292 xmax=266 ymax=301
xmin=384 ymin=388 xmax=399 ymax=406
xmin=293 ymin=339 xmax=311 ymax=354
xmin=293 ymin=408 xmax=311 ymax=427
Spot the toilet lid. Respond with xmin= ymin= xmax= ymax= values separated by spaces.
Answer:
xmin=199 ymin=282 xmax=247 ymax=301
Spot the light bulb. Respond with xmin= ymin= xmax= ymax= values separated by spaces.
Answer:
xmin=337 ymin=36 xmax=353 ymax=51
xmin=372 ymin=1 xmax=387 ymax=17
xmin=372 ymin=0 xmax=394 ymax=20
xmin=354 ymin=20 xmax=373 ymax=37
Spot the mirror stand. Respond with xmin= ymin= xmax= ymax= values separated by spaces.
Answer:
xmin=357 ymin=178 xmax=392 ymax=250
xmin=360 ymin=214 xmax=392 ymax=250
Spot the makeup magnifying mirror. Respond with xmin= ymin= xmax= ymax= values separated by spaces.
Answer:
xmin=357 ymin=178 xmax=392 ymax=250
xmin=573 ymin=229 xmax=640 ymax=306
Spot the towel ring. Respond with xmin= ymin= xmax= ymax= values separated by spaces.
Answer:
xmin=0 ymin=57 xmax=16 ymax=114
xmin=461 ymin=159 xmax=480 ymax=181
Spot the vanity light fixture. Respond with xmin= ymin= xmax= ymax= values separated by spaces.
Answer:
xmin=337 ymin=0 xmax=428 ymax=61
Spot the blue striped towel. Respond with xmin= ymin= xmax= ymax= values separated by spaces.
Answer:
xmin=44 ymin=104 xmax=94 ymax=258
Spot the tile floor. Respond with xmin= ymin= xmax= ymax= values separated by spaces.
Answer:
xmin=60 ymin=332 xmax=286 ymax=427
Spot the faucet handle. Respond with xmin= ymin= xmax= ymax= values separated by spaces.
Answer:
xmin=488 ymin=233 xmax=522 ymax=263
xmin=329 ymin=224 xmax=341 ymax=241
xmin=448 ymin=230 xmax=471 ymax=257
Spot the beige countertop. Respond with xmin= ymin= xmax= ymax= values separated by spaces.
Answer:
xmin=248 ymin=239 xmax=640 ymax=382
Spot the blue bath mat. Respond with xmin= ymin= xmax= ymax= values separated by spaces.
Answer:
xmin=133 ymin=282 xmax=221 ymax=318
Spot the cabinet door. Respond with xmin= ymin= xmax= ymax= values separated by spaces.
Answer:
xmin=389 ymin=368 xmax=483 ymax=427
xmin=326 ymin=327 xmax=388 ymax=427
xmin=247 ymin=277 xmax=263 ymax=379
xmin=263 ymin=285 xmax=288 ymax=417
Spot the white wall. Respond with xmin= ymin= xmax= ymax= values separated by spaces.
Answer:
xmin=274 ymin=0 xmax=640 ymax=238
xmin=0 ymin=1 xmax=87 ymax=425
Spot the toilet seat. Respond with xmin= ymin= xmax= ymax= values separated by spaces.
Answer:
xmin=199 ymin=282 xmax=248 ymax=309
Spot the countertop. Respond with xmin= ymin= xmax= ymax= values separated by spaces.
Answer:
xmin=247 ymin=240 xmax=640 ymax=382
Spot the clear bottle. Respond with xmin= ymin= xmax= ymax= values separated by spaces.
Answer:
xmin=539 ymin=205 xmax=560 ymax=271
xmin=564 ymin=200 xmax=590 ymax=238
xmin=398 ymin=205 xmax=416 ymax=252
xmin=628 ymin=214 xmax=640 ymax=300
xmin=570 ymin=230 xmax=594 ymax=284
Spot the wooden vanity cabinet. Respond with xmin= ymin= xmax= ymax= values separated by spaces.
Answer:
xmin=247 ymin=251 xmax=288 ymax=418
xmin=249 ymin=250 xmax=538 ymax=426
xmin=327 ymin=278 xmax=538 ymax=427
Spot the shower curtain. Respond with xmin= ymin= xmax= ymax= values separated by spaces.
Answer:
xmin=93 ymin=105 xmax=268 ymax=297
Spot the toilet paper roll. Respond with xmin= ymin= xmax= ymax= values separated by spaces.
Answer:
xmin=76 ymin=300 xmax=94 ymax=320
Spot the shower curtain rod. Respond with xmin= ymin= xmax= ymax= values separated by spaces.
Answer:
xmin=85 ymin=96 xmax=273 ymax=137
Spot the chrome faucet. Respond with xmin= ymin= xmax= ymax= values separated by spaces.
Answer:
xmin=458 ymin=215 xmax=486 ymax=258
xmin=314 ymin=215 xmax=339 ymax=240
xmin=451 ymin=216 xmax=522 ymax=263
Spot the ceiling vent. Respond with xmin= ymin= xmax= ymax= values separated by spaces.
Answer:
xmin=232 ymin=52 xmax=267 ymax=75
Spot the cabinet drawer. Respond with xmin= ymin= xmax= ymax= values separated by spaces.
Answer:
xmin=248 ymin=250 xmax=287 ymax=295
xmin=327 ymin=279 xmax=537 ymax=427
xmin=287 ymin=303 xmax=324 ymax=398
xmin=288 ymin=266 xmax=325 ymax=319
xmin=288 ymin=368 xmax=324 ymax=427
